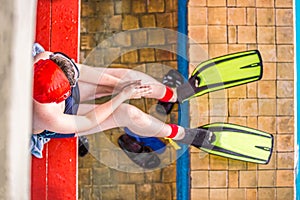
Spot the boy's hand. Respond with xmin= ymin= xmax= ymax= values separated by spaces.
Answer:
xmin=121 ymin=80 xmax=152 ymax=99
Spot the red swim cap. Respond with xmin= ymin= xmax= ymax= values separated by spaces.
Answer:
xmin=33 ymin=59 xmax=71 ymax=103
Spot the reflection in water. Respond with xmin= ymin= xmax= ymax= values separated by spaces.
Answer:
xmin=78 ymin=1 xmax=210 ymax=199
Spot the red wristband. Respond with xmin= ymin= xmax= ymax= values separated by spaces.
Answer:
xmin=167 ymin=124 xmax=179 ymax=138
xmin=159 ymin=86 xmax=173 ymax=102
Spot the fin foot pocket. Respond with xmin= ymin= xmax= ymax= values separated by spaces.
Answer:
xmin=156 ymin=69 xmax=184 ymax=114
xmin=178 ymin=128 xmax=216 ymax=148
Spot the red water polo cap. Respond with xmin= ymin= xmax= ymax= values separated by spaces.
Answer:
xmin=33 ymin=59 xmax=71 ymax=103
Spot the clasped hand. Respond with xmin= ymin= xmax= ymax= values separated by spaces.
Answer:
xmin=120 ymin=80 xmax=152 ymax=99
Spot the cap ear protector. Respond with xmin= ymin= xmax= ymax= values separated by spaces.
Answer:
xmin=33 ymin=59 xmax=71 ymax=103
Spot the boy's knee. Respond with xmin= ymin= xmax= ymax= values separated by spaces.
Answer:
xmin=118 ymin=104 xmax=143 ymax=122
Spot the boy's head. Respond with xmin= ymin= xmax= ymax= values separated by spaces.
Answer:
xmin=33 ymin=59 xmax=71 ymax=103
xmin=33 ymin=52 xmax=79 ymax=104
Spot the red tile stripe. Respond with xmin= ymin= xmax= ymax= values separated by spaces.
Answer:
xmin=31 ymin=0 xmax=79 ymax=199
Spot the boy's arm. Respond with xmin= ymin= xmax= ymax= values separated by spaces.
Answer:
xmin=36 ymin=81 xmax=149 ymax=134
xmin=77 ymin=63 xmax=121 ymax=87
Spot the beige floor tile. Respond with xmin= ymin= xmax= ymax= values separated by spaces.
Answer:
xmin=209 ymin=171 xmax=228 ymax=188
xmin=240 ymin=171 xmax=257 ymax=188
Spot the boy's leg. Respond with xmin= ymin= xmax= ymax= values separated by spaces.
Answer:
xmin=93 ymin=68 xmax=178 ymax=102
xmin=78 ymin=103 xmax=173 ymax=138
xmin=78 ymin=103 xmax=215 ymax=148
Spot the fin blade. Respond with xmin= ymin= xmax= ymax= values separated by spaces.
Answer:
xmin=181 ymin=50 xmax=263 ymax=101
xmin=200 ymin=123 xmax=273 ymax=164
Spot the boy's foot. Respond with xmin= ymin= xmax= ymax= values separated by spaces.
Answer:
xmin=178 ymin=127 xmax=216 ymax=148
xmin=156 ymin=69 xmax=184 ymax=114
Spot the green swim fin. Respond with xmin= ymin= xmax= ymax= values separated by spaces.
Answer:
xmin=177 ymin=50 xmax=263 ymax=102
xmin=199 ymin=123 xmax=273 ymax=164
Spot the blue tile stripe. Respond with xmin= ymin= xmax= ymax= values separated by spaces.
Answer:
xmin=177 ymin=1 xmax=190 ymax=200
